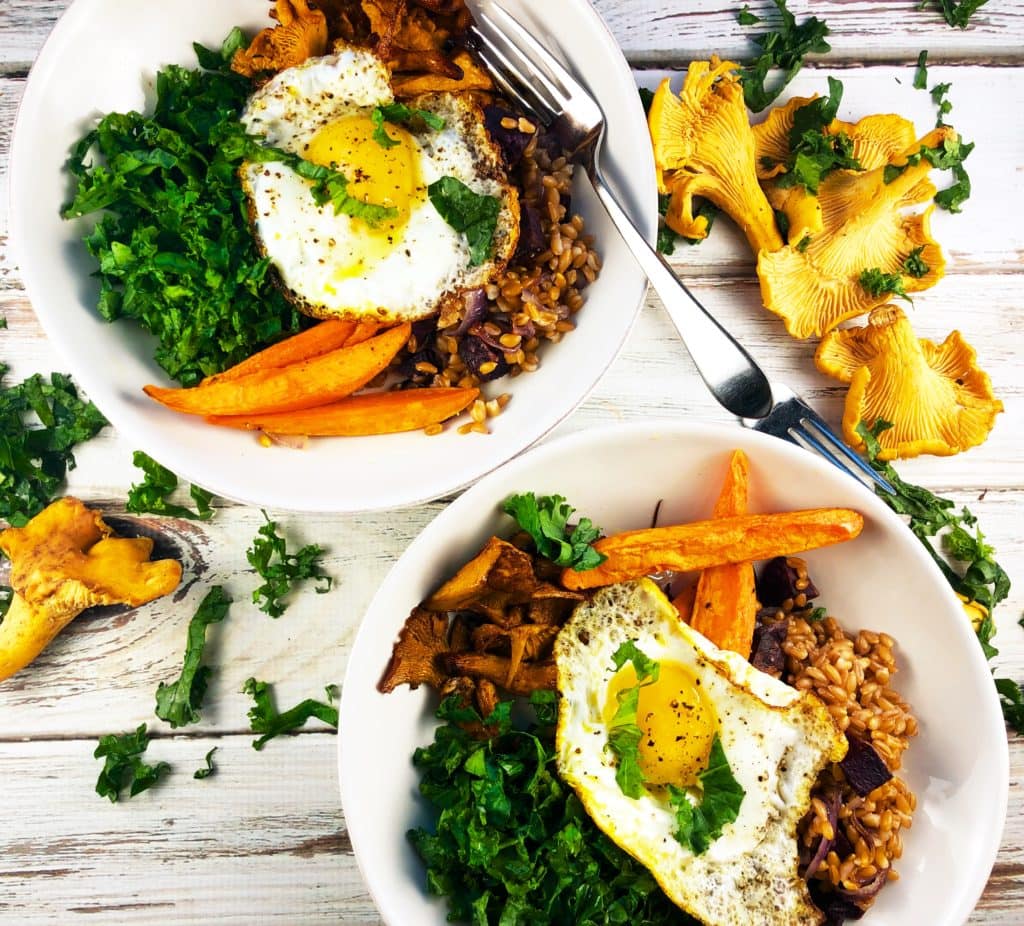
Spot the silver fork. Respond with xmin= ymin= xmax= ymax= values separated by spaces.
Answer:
xmin=467 ymin=2 xmax=894 ymax=495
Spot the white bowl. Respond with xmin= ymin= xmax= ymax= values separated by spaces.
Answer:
xmin=10 ymin=0 xmax=654 ymax=512
xmin=339 ymin=421 xmax=1008 ymax=926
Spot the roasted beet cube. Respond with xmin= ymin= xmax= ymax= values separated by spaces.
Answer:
xmin=757 ymin=556 xmax=820 ymax=608
xmin=458 ymin=333 xmax=509 ymax=381
xmin=483 ymin=104 xmax=532 ymax=167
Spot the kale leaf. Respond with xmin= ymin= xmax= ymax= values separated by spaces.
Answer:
xmin=883 ymin=134 xmax=974 ymax=213
xmin=126 ymin=450 xmax=214 ymax=520
xmin=914 ymin=50 xmax=929 ymax=89
xmin=372 ymin=102 xmax=445 ymax=147
xmin=916 ymin=0 xmax=989 ymax=29
xmin=242 ymin=678 xmax=339 ymax=750
xmin=194 ymin=747 xmax=218 ymax=780
xmin=246 ymin=512 xmax=332 ymax=618
xmin=0 ymin=366 xmax=107 ymax=526
xmin=0 ymin=585 xmax=12 ymax=623
xmin=902 ymin=245 xmax=930 ymax=278
xmin=859 ymin=267 xmax=911 ymax=303
xmin=501 ymin=492 xmax=607 ymax=571
xmin=94 ymin=723 xmax=170 ymax=802
xmin=996 ymin=679 xmax=1024 ymax=735
xmin=408 ymin=693 xmax=696 ymax=925
xmin=738 ymin=0 xmax=831 ymax=112
xmin=155 ymin=586 xmax=231 ymax=728
xmin=668 ymin=734 xmax=745 ymax=854
xmin=607 ymin=641 xmax=660 ymax=798
xmin=427 ymin=176 xmax=501 ymax=266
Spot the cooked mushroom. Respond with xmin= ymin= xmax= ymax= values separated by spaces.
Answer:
xmin=231 ymin=0 xmax=328 ymax=77
xmin=424 ymin=536 xmax=537 ymax=620
xmin=377 ymin=606 xmax=451 ymax=692
xmin=442 ymin=651 xmax=556 ymax=695
xmin=815 ymin=304 xmax=1003 ymax=459
xmin=0 ymin=498 xmax=181 ymax=682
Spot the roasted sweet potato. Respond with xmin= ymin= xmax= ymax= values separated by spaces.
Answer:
xmin=689 ymin=450 xmax=759 ymax=656
xmin=206 ymin=387 xmax=478 ymax=437
xmin=560 ymin=509 xmax=864 ymax=591
xmin=144 ymin=323 xmax=411 ymax=417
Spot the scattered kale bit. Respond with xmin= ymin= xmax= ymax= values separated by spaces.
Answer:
xmin=668 ymin=734 xmax=745 ymax=854
xmin=246 ymin=511 xmax=332 ymax=618
xmin=796 ymin=234 xmax=811 ymax=252
xmin=882 ymin=135 xmax=974 ymax=213
xmin=914 ymin=50 xmax=929 ymax=89
xmin=902 ymin=245 xmax=930 ymax=278
xmin=772 ymin=77 xmax=861 ymax=195
xmin=501 ymin=492 xmax=607 ymax=572
xmin=996 ymin=679 xmax=1024 ymax=735
xmin=738 ymin=0 xmax=831 ymax=112
xmin=638 ymin=86 xmax=655 ymax=114
xmin=737 ymin=5 xmax=761 ymax=25
xmin=427 ymin=176 xmax=501 ymax=266
xmin=859 ymin=267 xmax=911 ymax=303
xmin=0 ymin=585 xmax=12 ymax=622
xmin=126 ymin=450 xmax=214 ymax=520
xmin=94 ymin=723 xmax=170 ymax=802
xmin=773 ymin=207 xmax=790 ymax=240
xmin=242 ymin=677 xmax=339 ymax=750
xmin=155 ymin=586 xmax=231 ymax=728
xmin=372 ymin=102 xmax=445 ymax=147
xmin=194 ymin=747 xmax=218 ymax=780
xmin=607 ymin=641 xmax=660 ymax=798
xmin=916 ymin=0 xmax=989 ymax=29
xmin=409 ymin=693 xmax=695 ymax=925
xmin=0 ymin=365 xmax=107 ymax=526
xmin=807 ymin=605 xmax=828 ymax=622
xmin=931 ymin=82 xmax=953 ymax=125
xmin=934 ymin=160 xmax=972 ymax=213
xmin=0 ymin=317 xmax=6 ymax=329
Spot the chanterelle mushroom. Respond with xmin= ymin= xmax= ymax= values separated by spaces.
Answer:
xmin=815 ymin=304 xmax=1003 ymax=460
xmin=647 ymin=60 xmax=784 ymax=254
xmin=0 ymin=497 xmax=182 ymax=682
xmin=231 ymin=0 xmax=328 ymax=78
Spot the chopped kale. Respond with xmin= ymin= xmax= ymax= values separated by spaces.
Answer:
xmin=242 ymin=677 xmax=339 ymax=750
xmin=606 ymin=641 xmax=660 ymax=798
xmin=669 ymin=734 xmax=745 ymax=854
xmin=0 ymin=366 xmax=107 ymax=526
xmin=914 ymin=50 xmax=929 ymax=89
xmin=737 ymin=5 xmax=761 ymax=25
xmin=154 ymin=586 xmax=231 ymax=728
xmin=126 ymin=450 xmax=214 ymax=520
xmin=501 ymin=492 xmax=607 ymax=571
xmin=94 ymin=723 xmax=170 ymax=802
xmin=931 ymin=82 xmax=954 ymax=124
xmin=246 ymin=512 xmax=332 ymax=618
xmin=859 ymin=267 xmax=911 ymax=303
xmin=883 ymin=134 xmax=974 ymax=213
xmin=902 ymin=245 xmax=930 ymax=278
xmin=194 ymin=747 xmax=218 ymax=780
xmin=427 ymin=176 xmax=501 ymax=266
xmin=916 ymin=0 xmax=989 ymax=29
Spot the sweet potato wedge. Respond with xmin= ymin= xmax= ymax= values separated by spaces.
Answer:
xmin=144 ymin=323 xmax=411 ymax=417
xmin=206 ymin=386 xmax=478 ymax=436
xmin=689 ymin=450 xmax=759 ymax=656
xmin=202 ymin=319 xmax=359 ymax=385
xmin=344 ymin=319 xmax=383 ymax=347
xmin=561 ymin=508 xmax=864 ymax=591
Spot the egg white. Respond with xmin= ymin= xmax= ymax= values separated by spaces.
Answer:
xmin=555 ymin=579 xmax=847 ymax=926
xmin=238 ymin=48 xmax=518 ymax=322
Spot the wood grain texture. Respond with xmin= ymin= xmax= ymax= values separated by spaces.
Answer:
xmin=0 ymin=0 xmax=1022 ymax=923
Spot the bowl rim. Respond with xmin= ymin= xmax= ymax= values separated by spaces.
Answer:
xmin=8 ymin=0 xmax=656 ymax=514
xmin=338 ymin=418 xmax=1010 ymax=925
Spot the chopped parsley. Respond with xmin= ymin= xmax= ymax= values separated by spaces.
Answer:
xmin=931 ymin=82 xmax=954 ymax=125
xmin=883 ymin=134 xmax=974 ymax=213
xmin=371 ymin=102 xmax=445 ymax=148
xmin=0 ymin=366 xmax=107 ymax=527
xmin=772 ymin=77 xmax=861 ymax=195
xmin=607 ymin=641 xmax=660 ymax=798
xmin=154 ymin=586 xmax=231 ymax=728
xmin=916 ymin=0 xmax=989 ymax=29
xmin=914 ymin=50 xmax=930 ymax=89
xmin=126 ymin=450 xmax=214 ymax=520
xmin=246 ymin=512 xmax=332 ymax=618
xmin=859 ymin=267 xmax=911 ymax=303
xmin=501 ymin=492 xmax=607 ymax=572
xmin=0 ymin=585 xmax=12 ymax=622
xmin=668 ymin=734 xmax=745 ymax=854
xmin=194 ymin=747 xmax=218 ymax=780
xmin=409 ymin=693 xmax=693 ymax=924
xmin=427 ymin=176 xmax=501 ymax=266
xmin=242 ymin=678 xmax=339 ymax=750
xmin=94 ymin=723 xmax=170 ymax=802
xmin=737 ymin=5 xmax=760 ymax=25
xmin=738 ymin=0 xmax=831 ymax=112
xmin=902 ymin=245 xmax=930 ymax=278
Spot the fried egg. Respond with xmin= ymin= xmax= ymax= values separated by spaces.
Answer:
xmin=555 ymin=579 xmax=846 ymax=926
xmin=239 ymin=46 xmax=518 ymax=322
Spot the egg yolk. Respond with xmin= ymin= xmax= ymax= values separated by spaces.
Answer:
xmin=604 ymin=660 xmax=718 ymax=787
xmin=303 ymin=113 xmax=425 ymax=277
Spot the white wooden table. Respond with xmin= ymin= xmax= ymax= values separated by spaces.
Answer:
xmin=0 ymin=1 xmax=1021 ymax=922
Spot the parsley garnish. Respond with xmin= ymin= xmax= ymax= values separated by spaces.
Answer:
xmin=155 ymin=586 xmax=231 ymax=728
xmin=607 ymin=641 xmax=660 ymax=798
xmin=902 ymin=245 xmax=930 ymax=278
xmin=883 ymin=135 xmax=974 ymax=213
xmin=501 ymin=492 xmax=607 ymax=571
xmin=246 ymin=512 xmax=332 ymax=618
xmin=427 ymin=177 xmax=501 ymax=266
xmin=931 ymin=82 xmax=953 ymax=125
xmin=916 ymin=0 xmax=989 ymax=29
xmin=0 ymin=585 xmax=12 ymax=622
xmin=772 ymin=77 xmax=861 ymax=195
xmin=242 ymin=678 xmax=339 ymax=750
xmin=738 ymin=0 xmax=831 ymax=112
xmin=668 ymin=734 xmax=745 ymax=854
xmin=371 ymin=102 xmax=445 ymax=148
xmin=997 ymin=679 xmax=1024 ymax=735
xmin=126 ymin=450 xmax=214 ymax=520
xmin=94 ymin=723 xmax=170 ymax=802
xmin=737 ymin=5 xmax=760 ymax=25
xmin=859 ymin=267 xmax=911 ymax=303
xmin=0 ymin=366 xmax=107 ymax=526
xmin=914 ymin=50 xmax=929 ymax=89
xmin=194 ymin=747 xmax=218 ymax=780
xmin=639 ymin=86 xmax=655 ymax=113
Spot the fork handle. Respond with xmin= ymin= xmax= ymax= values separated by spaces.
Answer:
xmin=590 ymin=171 xmax=774 ymax=420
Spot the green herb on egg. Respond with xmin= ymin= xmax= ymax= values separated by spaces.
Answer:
xmin=668 ymin=734 xmax=745 ymax=854
xmin=427 ymin=176 xmax=501 ymax=266
xmin=607 ymin=641 xmax=660 ymax=799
